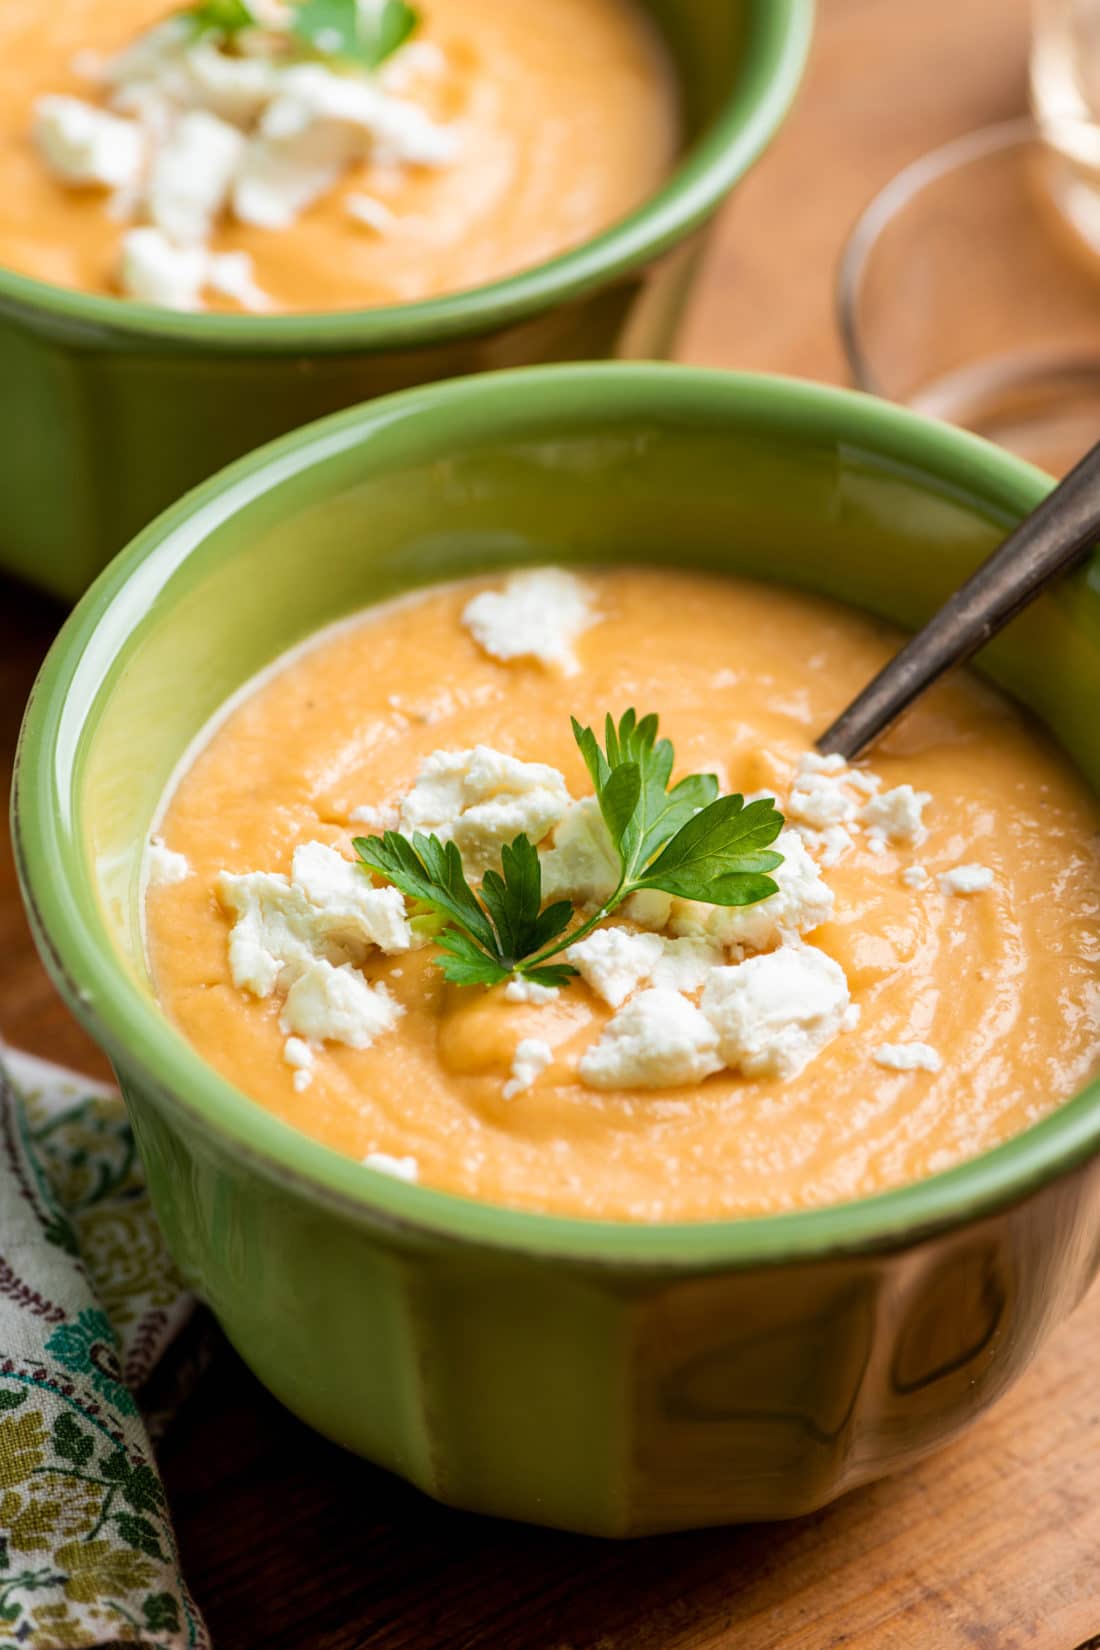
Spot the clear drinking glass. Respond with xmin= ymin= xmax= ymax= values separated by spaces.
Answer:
xmin=837 ymin=119 xmax=1100 ymax=475
xmin=1032 ymin=0 xmax=1100 ymax=252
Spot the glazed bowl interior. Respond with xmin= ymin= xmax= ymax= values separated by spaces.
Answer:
xmin=0 ymin=0 xmax=813 ymax=346
xmin=16 ymin=364 xmax=1100 ymax=1265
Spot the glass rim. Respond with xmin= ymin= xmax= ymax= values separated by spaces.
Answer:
xmin=836 ymin=116 xmax=1045 ymax=399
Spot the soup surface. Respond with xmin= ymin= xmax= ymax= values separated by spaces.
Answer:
xmin=0 ymin=0 xmax=678 ymax=311
xmin=146 ymin=568 xmax=1100 ymax=1221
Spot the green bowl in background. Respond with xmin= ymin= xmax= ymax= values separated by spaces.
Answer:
xmin=0 ymin=0 xmax=812 ymax=602
xmin=14 ymin=365 xmax=1100 ymax=1535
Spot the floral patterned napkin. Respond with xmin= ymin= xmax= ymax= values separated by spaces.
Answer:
xmin=0 ymin=1049 xmax=209 ymax=1650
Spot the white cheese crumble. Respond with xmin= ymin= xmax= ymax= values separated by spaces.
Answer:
xmin=938 ymin=864 xmax=994 ymax=896
xmin=567 ymin=927 xmax=725 ymax=1007
xmin=217 ymin=841 xmax=410 ymax=1051
xmin=345 ymin=191 xmax=398 ymax=233
xmin=119 ymin=227 xmax=268 ymax=311
xmin=700 ymin=945 xmax=850 ymax=1080
xmin=146 ymin=836 xmax=190 ymax=888
xmin=33 ymin=96 xmax=144 ymax=189
xmin=290 ymin=841 xmax=412 ymax=954
xmin=503 ymin=977 xmax=560 ymax=1005
xmin=669 ymin=829 xmax=834 ymax=954
xmin=503 ymin=1038 xmax=554 ymax=1099
xmin=281 ymin=960 xmax=401 ymax=1048
xmin=539 ymin=797 xmax=619 ymax=909
xmin=872 ymin=1042 xmax=942 ymax=1073
xmin=860 ymin=784 xmax=931 ymax=848
xmin=147 ymin=108 xmax=245 ymax=245
xmin=363 ymin=1151 xmax=419 ymax=1183
xmin=399 ymin=746 xmax=571 ymax=877
xmin=579 ymin=989 xmax=723 ymax=1090
xmin=282 ymin=1035 xmax=315 ymax=1092
xmin=32 ymin=21 xmax=457 ymax=312
xmin=901 ymin=865 xmax=930 ymax=889
xmin=349 ymin=801 xmax=400 ymax=831
xmin=787 ymin=751 xmax=867 ymax=830
xmin=461 ymin=570 xmax=597 ymax=675
xmin=567 ymin=928 xmax=664 ymax=1009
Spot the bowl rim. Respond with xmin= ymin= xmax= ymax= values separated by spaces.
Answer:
xmin=0 ymin=1 xmax=813 ymax=356
xmin=18 ymin=361 xmax=1100 ymax=1271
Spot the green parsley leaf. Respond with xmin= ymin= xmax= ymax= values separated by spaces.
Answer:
xmin=636 ymin=794 xmax=784 ymax=904
xmin=434 ymin=928 xmax=510 ymax=988
xmin=354 ymin=829 xmax=578 ymax=987
xmin=183 ymin=0 xmax=255 ymax=39
xmin=571 ymin=709 xmax=721 ymax=880
xmin=292 ymin=0 xmax=419 ymax=70
xmin=355 ymin=707 xmax=786 ymax=993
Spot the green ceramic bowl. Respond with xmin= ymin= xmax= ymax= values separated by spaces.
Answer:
xmin=0 ymin=0 xmax=811 ymax=603
xmin=14 ymin=365 xmax=1100 ymax=1535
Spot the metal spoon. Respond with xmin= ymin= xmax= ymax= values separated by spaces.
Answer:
xmin=816 ymin=437 xmax=1100 ymax=761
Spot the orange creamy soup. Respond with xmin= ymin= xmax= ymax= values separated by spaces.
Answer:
xmin=145 ymin=568 xmax=1100 ymax=1223
xmin=0 ymin=0 xmax=678 ymax=311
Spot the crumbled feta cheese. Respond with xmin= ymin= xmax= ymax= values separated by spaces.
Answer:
xmin=232 ymin=119 xmax=355 ymax=229
xmin=399 ymin=746 xmax=571 ymax=877
xmin=649 ymin=935 xmax=725 ymax=993
xmin=281 ymin=960 xmax=401 ymax=1048
xmin=939 ymin=864 xmax=994 ymax=896
xmin=504 ymin=977 xmax=560 ymax=1005
xmin=670 ymin=829 xmax=834 ymax=954
xmin=567 ymin=928 xmax=664 ymax=1009
xmin=843 ymin=1002 xmax=862 ymax=1031
xmin=786 ymin=752 xmax=865 ymax=829
xmin=860 ymin=784 xmax=931 ymax=848
xmin=146 ymin=836 xmax=190 ymax=887
xmin=147 ymin=108 xmax=245 ymax=244
xmin=503 ymin=1037 xmax=554 ymax=1098
xmin=620 ymin=889 xmax=675 ymax=930
xmin=217 ymin=841 xmax=410 ymax=998
xmin=204 ymin=249 xmax=269 ymax=311
xmin=282 ymin=1035 xmax=315 ymax=1091
xmin=579 ymin=989 xmax=723 ymax=1090
xmin=346 ymin=192 xmax=397 ymax=232
xmin=349 ymin=801 xmax=400 ymax=831
xmin=182 ymin=38 xmax=281 ymax=123
xmin=811 ymin=824 xmax=854 ymax=868
xmin=700 ymin=945 xmax=850 ymax=1080
xmin=568 ymin=928 xmax=724 ymax=1008
xmin=539 ymin=797 xmax=619 ymax=908
xmin=364 ymin=1151 xmax=419 ymax=1182
xmin=118 ymin=227 xmax=208 ymax=309
xmin=218 ymin=869 xmax=319 ymax=996
xmin=290 ymin=841 xmax=412 ymax=954
xmin=233 ymin=63 xmax=454 ymax=228
xmin=901 ymin=865 xmax=930 ymax=889
xmin=866 ymin=836 xmax=887 ymax=857
xmin=872 ymin=1041 xmax=942 ymax=1073
xmin=33 ymin=96 xmax=145 ymax=189
xmin=461 ymin=570 xmax=596 ymax=675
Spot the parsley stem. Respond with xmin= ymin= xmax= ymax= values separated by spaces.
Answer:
xmin=520 ymin=880 xmax=632 ymax=975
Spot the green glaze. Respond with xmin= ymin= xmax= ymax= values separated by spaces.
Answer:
xmin=0 ymin=0 xmax=812 ymax=602
xmin=15 ymin=366 xmax=1100 ymax=1533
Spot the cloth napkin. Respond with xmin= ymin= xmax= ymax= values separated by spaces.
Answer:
xmin=0 ymin=1049 xmax=210 ymax=1650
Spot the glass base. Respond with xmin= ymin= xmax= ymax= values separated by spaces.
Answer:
xmin=909 ymin=350 xmax=1100 ymax=474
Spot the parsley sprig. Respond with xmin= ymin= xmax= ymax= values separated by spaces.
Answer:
xmin=293 ymin=0 xmax=419 ymax=70
xmin=183 ymin=0 xmax=420 ymax=71
xmin=354 ymin=709 xmax=785 ymax=991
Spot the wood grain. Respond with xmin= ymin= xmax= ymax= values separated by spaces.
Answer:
xmin=6 ymin=0 xmax=1100 ymax=1645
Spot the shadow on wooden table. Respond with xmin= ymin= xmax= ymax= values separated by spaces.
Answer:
xmin=157 ymin=1316 xmax=1100 ymax=1650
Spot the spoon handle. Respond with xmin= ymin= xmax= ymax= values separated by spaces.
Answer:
xmin=817 ymin=437 xmax=1100 ymax=761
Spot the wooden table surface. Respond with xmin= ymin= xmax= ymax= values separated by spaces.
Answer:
xmin=6 ymin=1 xmax=1100 ymax=1645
